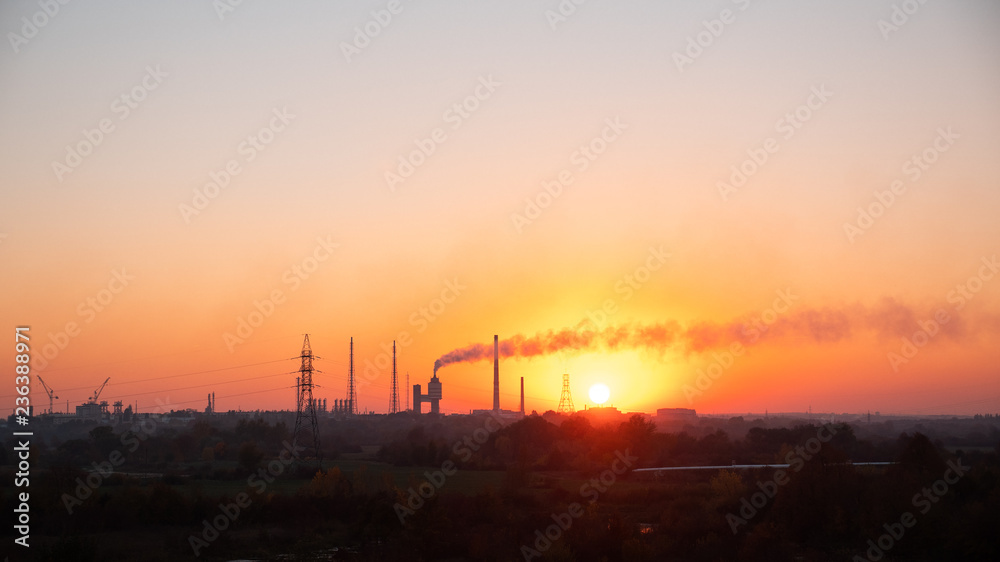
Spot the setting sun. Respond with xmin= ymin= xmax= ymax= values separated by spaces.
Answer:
xmin=2 ymin=1 xmax=999 ymax=559
xmin=589 ymin=383 xmax=610 ymax=406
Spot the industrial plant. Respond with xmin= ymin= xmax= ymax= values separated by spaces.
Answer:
xmin=22 ymin=333 xmax=698 ymax=433
xmin=468 ymin=335 xmax=525 ymax=420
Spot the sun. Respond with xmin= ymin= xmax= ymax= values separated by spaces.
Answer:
xmin=589 ymin=383 xmax=610 ymax=405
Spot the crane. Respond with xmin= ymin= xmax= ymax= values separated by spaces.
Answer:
xmin=88 ymin=377 xmax=110 ymax=404
xmin=37 ymin=376 xmax=58 ymax=414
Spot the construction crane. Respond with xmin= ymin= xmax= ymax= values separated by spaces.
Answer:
xmin=88 ymin=377 xmax=110 ymax=404
xmin=37 ymin=376 xmax=58 ymax=414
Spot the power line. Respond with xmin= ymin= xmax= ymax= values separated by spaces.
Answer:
xmin=885 ymin=395 xmax=1000 ymax=416
xmin=2 ymin=371 xmax=297 ymax=414
xmin=132 ymin=386 xmax=295 ymax=412
xmin=93 ymin=371 xmax=297 ymax=402
xmin=8 ymin=359 xmax=292 ymax=400
xmin=31 ymin=334 xmax=304 ymax=374
xmin=1 ymin=380 xmax=299 ymax=416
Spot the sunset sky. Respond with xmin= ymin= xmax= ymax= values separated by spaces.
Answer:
xmin=2 ymin=0 xmax=998 ymax=417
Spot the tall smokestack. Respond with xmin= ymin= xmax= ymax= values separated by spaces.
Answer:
xmin=493 ymin=335 xmax=499 ymax=412
xmin=520 ymin=376 xmax=524 ymax=415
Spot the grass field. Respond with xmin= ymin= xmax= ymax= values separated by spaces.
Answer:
xmin=95 ymin=460 xmax=510 ymax=499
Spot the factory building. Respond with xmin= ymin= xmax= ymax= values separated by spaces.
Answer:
xmin=655 ymin=407 xmax=698 ymax=429
xmin=413 ymin=374 xmax=442 ymax=414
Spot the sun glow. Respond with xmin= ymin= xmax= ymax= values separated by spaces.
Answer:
xmin=589 ymin=383 xmax=610 ymax=405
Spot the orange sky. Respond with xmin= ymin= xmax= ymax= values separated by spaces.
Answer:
xmin=1 ymin=0 xmax=999 ymax=416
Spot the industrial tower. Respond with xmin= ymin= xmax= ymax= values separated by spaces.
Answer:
xmin=557 ymin=373 xmax=575 ymax=414
xmin=347 ymin=337 xmax=357 ymax=415
xmin=520 ymin=377 xmax=525 ymax=415
xmin=292 ymin=334 xmax=321 ymax=462
xmin=389 ymin=341 xmax=400 ymax=413
xmin=493 ymin=335 xmax=500 ymax=411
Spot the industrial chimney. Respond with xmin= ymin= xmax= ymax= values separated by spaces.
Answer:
xmin=493 ymin=335 xmax=500 ymax=412
xmin=520 ymin=376 xmax=524 ymax=416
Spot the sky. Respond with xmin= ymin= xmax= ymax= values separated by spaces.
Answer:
xmin=1 ymin=0 xmax=999 ymax=417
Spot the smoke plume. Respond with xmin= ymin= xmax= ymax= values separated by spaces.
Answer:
xmin=432 ymin=298 xmax=991 ymax=373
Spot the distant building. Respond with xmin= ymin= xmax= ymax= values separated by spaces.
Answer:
xmin=75 ymin=402 xmax=105 ymax=422
xmin=578 ymin=405 xmax=628 ymax=425
xmin=471 ymin=408 xmax=523 ymax=420
xmin=655 ymin=407 xmax=697 ymax=426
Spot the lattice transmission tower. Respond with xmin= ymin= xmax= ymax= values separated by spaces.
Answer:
xmin=347 ymin=337 xmax=357 ymax=415
xmin=292 ymin=334 xmax=321 ymax=463
xmin=389 ymin=341 xmax=400 ymax=413
xmin=557 ymin=373 xmax=575 ymax=414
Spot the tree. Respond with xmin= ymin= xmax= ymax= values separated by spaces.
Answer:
xmin=238 ymin=441 xmax=263 ymax=471
xmin=89 ymin=426 xmax=118 ymax=457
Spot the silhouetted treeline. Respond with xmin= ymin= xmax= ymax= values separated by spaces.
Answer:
xmin=1 ymin=413 xmax=998 ymax=561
